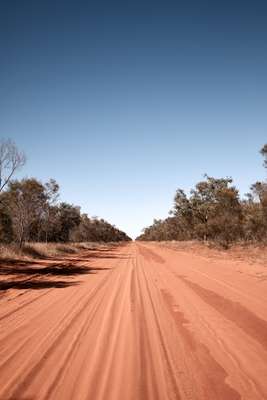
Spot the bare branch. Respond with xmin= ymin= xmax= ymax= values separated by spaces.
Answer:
xmin=0 ymin=139 xmax=26 ymax=192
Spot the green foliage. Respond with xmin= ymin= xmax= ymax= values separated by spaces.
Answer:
xmin=0 ymin=204 xmax=13 ymax=243
xmin=4 ymin=178 xmax=49 ymax=246
xmin=137 ymin=144 xmax=267 ymax=246
xmin=53 ymin=203 xmax=81 ymax=242
xmin=70 ymin=215 xmax=131 ymax=242
xmin=0 ymin=178 xmax=130 ymax=245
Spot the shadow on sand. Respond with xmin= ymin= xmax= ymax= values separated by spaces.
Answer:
xmin=0 ymin=279 xmax=79 ymax=291
xmin=0 ymin=243 xmax=133 ymax=292
xmin=0 ymin=261 xmax=110 ymax=292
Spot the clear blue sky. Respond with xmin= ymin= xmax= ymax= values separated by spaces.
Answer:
xmin=0 ymin=1 xmax=266 ymax=238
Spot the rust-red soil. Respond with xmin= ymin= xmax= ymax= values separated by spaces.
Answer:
xmin=0 ymin=242 xmax=267 ymax=399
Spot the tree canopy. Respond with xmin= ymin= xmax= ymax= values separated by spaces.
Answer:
xmin=137 ymin=145 xmax=267 ymax=247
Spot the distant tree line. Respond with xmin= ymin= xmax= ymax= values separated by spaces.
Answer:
xmin=0 ymin=139 xmax=131 ymax=246
xmin=137 ymin=145 xmax=267 ymax=247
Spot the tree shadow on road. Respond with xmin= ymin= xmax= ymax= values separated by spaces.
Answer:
xmin=0 ymin=243 xmax=133 ymax=292
xmin=0 ymin=263 xmax=108 ymax=277
xmin=2 ymin=397 xmax=35 ymax=400
xmin=0 ymin=261 xmax=110 ymax=292
xmin=0 ymin=279 xmax=79 ymax=291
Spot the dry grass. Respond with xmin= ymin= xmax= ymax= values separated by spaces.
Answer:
xmin=0 ymin=242 xmax=104 ymax=261
xmin=157 ymin=240 xmax=267 ymax=266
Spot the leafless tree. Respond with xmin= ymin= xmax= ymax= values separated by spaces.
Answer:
xmin=0 ymin=139 xmax=26 ymax=193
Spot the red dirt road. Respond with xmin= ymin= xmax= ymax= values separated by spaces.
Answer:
xmin=0 ymin=242 xmax=267 ymax=400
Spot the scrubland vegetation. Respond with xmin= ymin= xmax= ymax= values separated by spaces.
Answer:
xmin=137 ymin=145 xmax=267 ymax=248
xmin=1 ymin=138 xmax=266 ymax=251
xmin=0 ymin=241 xmax=110 ymax=261
xmin=0 ymin=139 xmax=131 ymax=255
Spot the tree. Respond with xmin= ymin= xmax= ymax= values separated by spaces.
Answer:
xmin=260 ymin=144 xmax=267 ymax=168
xmin=0 ymin=202 xmax=13 ymax=243
xmin=242 ymin=196 xmax=266 ymax=242
xmin=0 ymin=139 xmax=26 ymax=193
xmin=172 ymin=189 xmax=194 ymax=239
xmin=43 ymin=179 xmax=60 ymax=242
xmin=138 ymin=176 xmax=243 ymax=246
xmin=190 ymin=176 xmax=242 ymax=244
xmin=5 ymin=178 xmax=48 ymax=247
xmin=54 ymin=203 xmax=81 ymax=242
xmin=70 ymin=214 xmax=131 ymax=242
xmin=243 ymin=145 xmax=267 ymax=241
